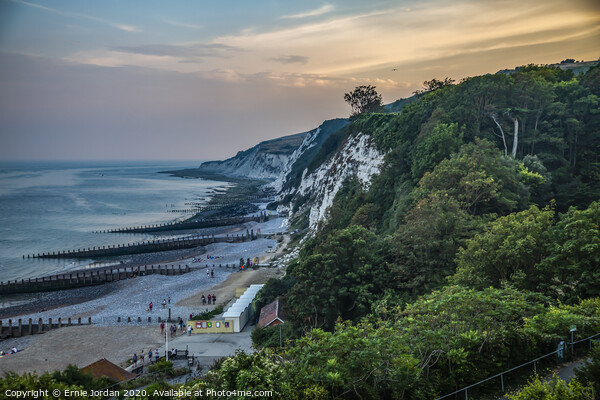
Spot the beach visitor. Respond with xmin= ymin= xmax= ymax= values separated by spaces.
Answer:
xmin=201 ymin=295 xmax=206 ymax=305
xmin=149 ymin=302 xmax=153 ymax=311
xmin=132 ymin=353 xmax=137 ymax=367
xmin=212 ymin=294 xmax=216 ymax=305
xmin=160 ymin=321 xmax=165 ymax=334
xmin=148 ymin=349 xmax=153 ymax=363
xmin=162 ymin=299 xmax=166 ymax=308
xmin=189 ymin=313 xmax=193 ymax=320
xmin=168 ymin=296 xmax=171 ymax=304
xmin=206 ymin=268 xmax=210 ymax=278
xmin=208 ymin=294 xmax=212 ymax=304
xmin=188 ymin=325 xmax=193 ymax=335
xmin=154 ymin=349 xmax=159 ymax=362
xmin=140 ymin=351 xmax=145 ymax=364
xmin=211 ymin=269 xmax=214 ymax=278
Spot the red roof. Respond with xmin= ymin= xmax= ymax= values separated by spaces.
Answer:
xmin=81 ymin=358 xmax=137 ymax=383
xmin=258 ymin=298 xmax=285 ymax=328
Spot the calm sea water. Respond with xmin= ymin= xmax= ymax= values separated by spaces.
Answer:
xmin=0 ymin=161 xmax=226 ymax=282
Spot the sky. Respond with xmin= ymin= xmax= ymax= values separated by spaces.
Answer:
xmin=0 ymin=0 xmax=599 ymax=162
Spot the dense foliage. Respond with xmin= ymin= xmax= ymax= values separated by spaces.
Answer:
xmin=5 ymin=64 xmax=599 ymax=399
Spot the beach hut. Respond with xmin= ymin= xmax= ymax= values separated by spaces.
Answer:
xmin=222 ymin=284 xmax=263 ymax=332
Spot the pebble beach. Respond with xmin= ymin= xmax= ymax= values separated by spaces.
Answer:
xmin=0 ymin=216 xmax=289 ymax=374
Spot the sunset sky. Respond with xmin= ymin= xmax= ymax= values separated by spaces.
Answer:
xmin=1 ymin=0 xmax=598 ymax=161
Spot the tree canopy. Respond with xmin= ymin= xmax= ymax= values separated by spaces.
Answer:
xmin=343 ymin=85 xmax=383 ymax=116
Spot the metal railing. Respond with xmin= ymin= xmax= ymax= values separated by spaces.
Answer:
xmin=434 ymin=332 xmax=600 ymax=400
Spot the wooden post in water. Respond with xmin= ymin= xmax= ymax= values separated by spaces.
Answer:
xmin=18 ymin=319 xmax=22 ymax=336
xmin=58 ymin=318 xmax=62 ymax=328
xmin=48 ymin=318 xmax=52 ymax=330
xmin=38 ymin=318 xmax=42 ymax=332
xmin=28 ymin=319 xmax=32 ymax=335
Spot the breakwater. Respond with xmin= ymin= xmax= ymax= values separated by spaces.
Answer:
xmin=98 ymin=212 xmax=271 ymax=234
xmin=0 ymin=263 xmax=192 ymax=295
xmin=24 ymin=230 xmax=259 ymax=260
xmin=0 ymin=317 xmax=92 ymax=339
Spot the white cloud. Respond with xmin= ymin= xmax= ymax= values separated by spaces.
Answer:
xmin=12 ymin=0 xmax=139 ymax=32
xmin=281 ymin=4 xmax=334 ymax=19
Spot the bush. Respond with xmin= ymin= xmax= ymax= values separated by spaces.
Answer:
xmin=575 ymin=342 xmax=600 ymax=395
xmin=191 ymin=307 xmax=223 ymax=320
xmin=507 ymin=375 xmax=592 ymax=400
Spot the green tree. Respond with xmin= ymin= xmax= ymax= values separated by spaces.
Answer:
xmin=507 ymin=375 xmax=592 ymax=400
xmin=344 ymin=85 xmax=383 ymax=116
xmin=0 ymin=372 xmax=102 ymax=400
xmin=394 ymin=286 xmax=548 ymax=391
xmin=414 ymin=77 xmax=455 ymax=95
xmin=575 ymin=342 xmax=600 ymax=396
xmin=286 ymin=322 xmax=421 ymax=399
xmin=416 ymin=139 xmax=528 ymax=215
xmin=286 ymin=226 xmax=392 ymax=330
xmin=452 ymin=205 xmax=555 ymax=290
xmin=411 ymin=122 xmax=464 ymax=180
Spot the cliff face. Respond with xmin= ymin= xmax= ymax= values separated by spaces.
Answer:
xmin=276 ymin=131 xmax=384 ymax=230
xmin=196 ymin=116 xmax=391 ymax=231
xmin=197 ymin=132 xmax=308 ymax=180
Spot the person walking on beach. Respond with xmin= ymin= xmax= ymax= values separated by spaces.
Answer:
xmin=162 ymin=299 xmax=166 ymax=308
xmin=140 ymin=351 xmax=145 ymax=365
xmin=201 ymin=295 xmax=206 ymax=305
xmin=206 ymin=268 xmax=210 ymax=278
xmin=149 ymin=302 xmax=153 ymax=312
xmin=132 ymin=353 xmax=138 ymax=367
xmin=160 ymin=321 xmax=165 ymax=334
xmin=207 ymin=294 xmax=212 ymax=304
xmin=148 ymin=349 xmax=153 ymax=363
xmin=168 ymin=296 xmax=171 ymax=304
xmin=154 ymin=349 xmax=159 ymax=362
xmin=212 ymin=294 xmax=216 ymax=305
xmin=211 ymin=269 xmax=214 ymax=278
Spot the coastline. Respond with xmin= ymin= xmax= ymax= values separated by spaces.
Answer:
xmin=0 ymin=161 xmax=290 ymax=375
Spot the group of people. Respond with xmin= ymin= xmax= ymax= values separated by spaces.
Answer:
xmin=147 ymin=296 xmax=171 ymax=312
xmin=201 ymin=293 xmax=216 ymax=305
xmin=131 ymin=348 xmax=161 ymax=367
xmin=0 ymin=347 xmax=19 ymax=357
xmin=159 ymin=317 xmax=187 ymax=337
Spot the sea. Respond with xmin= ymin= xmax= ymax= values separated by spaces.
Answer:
xmin=0 ymin=160 xmax=227 ymax=284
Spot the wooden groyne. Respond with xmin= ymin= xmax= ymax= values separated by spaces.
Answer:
xmin=0 ymin=317 xmax=92 ymax=339
xmin=0 ymin=263 xmax=192 ymax=295
xmin=24 ymin=230 xmax=260 ymax=260
xmin=98 ymin=212 xmax=271 ymax=234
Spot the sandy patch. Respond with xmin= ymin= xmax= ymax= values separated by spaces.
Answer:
xmin=0 ymin=325 xmax=163 ymax=375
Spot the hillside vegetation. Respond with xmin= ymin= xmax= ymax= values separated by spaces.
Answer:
xmin=248 ymin=64 xmax=600 ymax=398
xmin=5 ymin=64 xmax=600 ymax=399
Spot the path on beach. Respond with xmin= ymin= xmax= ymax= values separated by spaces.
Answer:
xmin=0 ymin=267 xmax=284 ymax=376
xmin=0 ymin=325 xmax=164 ymax=376
xmin=0 ymin=217 xmax=291 ymax=376
xmin=177 ymin=268 xmax=283 ymax=310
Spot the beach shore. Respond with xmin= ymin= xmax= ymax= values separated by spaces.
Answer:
xmin=0 ymin=217 xmax=290 ymax=375
xmin=0 ymin=267 xmax=283 ymax=375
